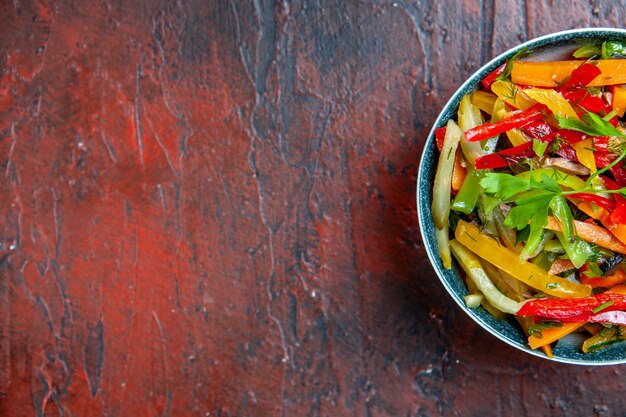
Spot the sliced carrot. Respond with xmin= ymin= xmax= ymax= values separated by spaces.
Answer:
xmin=611 ymin=85 xmax=626 ymax=117
xmin=451 ymin=150 xmax=466 ymax=191
xmin=548 ymin=258 xmax=575 ymax=276
xmin=526 ymin=285 xmax=626 ymax=350
xmin=528 ymin=322 xmax=585 ymax=350
xmin=511 ymin=59 xmax=626 ymax=88
xmin=544 ymin=215 xmax=626 ymax=254
xmin=577 ymin=202 xmax=626 ymax=247
xmin=581 ymin=269 xmax=626 ymax=288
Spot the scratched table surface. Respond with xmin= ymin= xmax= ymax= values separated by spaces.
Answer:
xmin=2 ymin=1 xmax=626 ymax=416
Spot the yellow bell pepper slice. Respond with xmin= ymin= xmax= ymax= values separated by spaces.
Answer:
xmin=511 ymin=59 xmax=626 ymax=87
xmin=449 ymin=240 xmax=523 ymax=314
xmin=522 ymin=88 xmax=578 ymax=119
xmin=507 ymin=128 xmax=531 ymax=147
xmin=571 ymin=139 xmax=597 ymax=173
xmin=490 ymin=80 xmax=536 ymax=110
xmin=471 ymin=91 xmax=498 ymax=115
xmin=454 ymin=220 xmax=592 ymax=298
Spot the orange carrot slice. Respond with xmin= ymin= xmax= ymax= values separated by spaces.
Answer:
xmin=548 ymin=258 xmax=575 ymax=276
xmin=527 ymin=285 xmax=626 ymax=350
xmin=511 ymin=60 xmax=626 ymax=87
xmin=581 ymin=269 xmax=626 ymax=288
xmin=451 ymin=150 xmax=466 ymax=191
xmin=577 ymin=202 xmax=626 ymax=247
xmin=544 ymin=216 xmax=626 ymax=254
xmin=611 ymin=85 xmax=626 ymax=117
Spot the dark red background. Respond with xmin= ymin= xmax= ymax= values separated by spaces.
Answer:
xmin=1 ymin=1 xmax=625 ymax=416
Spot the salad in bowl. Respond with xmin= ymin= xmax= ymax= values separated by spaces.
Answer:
xmin=418 ymin=29 xmax=626 ymax=364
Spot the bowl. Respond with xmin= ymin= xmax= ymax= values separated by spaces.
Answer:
xmin=417 ymin=28 xmax=626 ymax=365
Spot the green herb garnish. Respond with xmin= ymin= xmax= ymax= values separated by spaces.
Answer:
xmin=602 ymin=41 xmax=626 ymax=59
xmin=592 ymin=300 xmax=615 ymax=314
xmin=556 ymin=112 xmax=626 ymax=139
xmin=528 ymin=321 xmax=564 ymax=338
xmin=583 ymin=262 xmax=603 ymax=278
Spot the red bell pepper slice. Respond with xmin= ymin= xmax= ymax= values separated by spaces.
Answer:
xmin=611 ymin=164 xmax=626 ymax=187
xmin=435 ymin=127 xmax=446 ymax=152
xmin=522 ymin=121 xmax=554 ymax=139
xmin=577 ymin=310 xmax=626 ymax=325
xmin=611 ymin=204 xmax=626 ymax=225
xmin=567 ymin=193 xmax=616 ymax=212
xmin=481 ymin=63 xmax=506 ymax=89
xmin=465 ymin=104 xmax=548 ymax=142
xmin=595 ymin=154 xmax=626 ymax=187
xmin=602 ymin=176 xmax=626 ymax=202
xmin=594 ymin=136 xmax=610 ymax=153
xmin=558 ymin=63 xmax=602 ymax=91
xmin=556 ymin=129 xmax=588 ymax=145
xmin=563 ymin=89 xmax=610 ymax=114
xmin=605 ymin=175 xmax=626 ymax=224
xmin=555 ymin=144 xmax=579 ymax=162
xmin=474 ymin=141 xmax=534 ymax=169
xmin=581 ymin=269 xmax=626 ymax=289
xmin=595 ymin=152 xmax=613 ymax=169
xmin=516 ymin=292 xmax=626 ymax=320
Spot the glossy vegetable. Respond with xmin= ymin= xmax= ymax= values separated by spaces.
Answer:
xmin=432 ymin=45 xmax=626 ymax=355
xmin=432 ymin=120 xmax=463 ymax=229
xmin=544 ymin=216 xmax=626 ymax=254
xmin=454 ymin=221 xmax=592 ymax=298
xmin=517 ymin=292 xmax=626 ymax=319
xmin=465 ymin=104 xmax=547 ymax=142
xmin=511 ymin=59 xmax=626 ymax=87
xmin=450 ymin=240 xmax=523 ymax=314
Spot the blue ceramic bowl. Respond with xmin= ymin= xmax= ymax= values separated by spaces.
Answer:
xmin=417 ymin=28 xmax=626 ymax=365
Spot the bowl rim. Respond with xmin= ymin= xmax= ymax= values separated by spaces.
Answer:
xmin=417 ymin=27 xmax=626 ymax=366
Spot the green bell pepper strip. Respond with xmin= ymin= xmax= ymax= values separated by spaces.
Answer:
xmin=549 ymin=195 xmax=594 ymax=268
xmin=451 ymin=168 xmax=482 ymax=214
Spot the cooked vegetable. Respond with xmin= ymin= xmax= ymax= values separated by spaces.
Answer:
xmin=544 ymin=216 xmax=626 ymax=254
xmin=436 ymin=224 xmax=452 ymax=269
xmin=511 ymin=59 xmax=626 ymax=87
xmin=516 ymin=292 xmax=626 ymax=320
xmin=455 ymin=221 xmax=592 ymax=298
xmin=431 ymin=44 xmax=626 ymax=355
xmin=451 ymin=168 xmax=482 ymax=214
xmin=450 ymin=240 xmax=524 ymax=314
xmin=465 ymin=104 xmax=547 ymax=142
xmin=457 ymin=95 xmax=485 ymax=164
xmin=432 ymin=120 xmax=463 ymax=229
xmin=610 ymin=85 xmax=626 ymax=117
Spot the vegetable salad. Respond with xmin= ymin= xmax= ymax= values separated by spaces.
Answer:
xmin=433 ymin=41 xmax=626 ymax=356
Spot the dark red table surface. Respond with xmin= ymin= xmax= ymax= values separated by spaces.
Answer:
xmin=2 ymin=1 xmax=626 ymax=416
